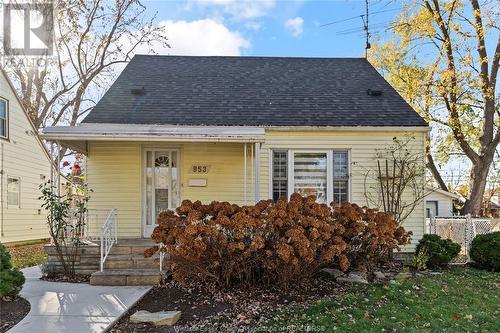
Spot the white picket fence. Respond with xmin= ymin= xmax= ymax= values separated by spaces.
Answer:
xmin=425 ymin=216 xmax=500 ymax=263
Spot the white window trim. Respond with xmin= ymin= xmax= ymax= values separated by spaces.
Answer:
xmin=269 ymin=149 xmax=288 ymax=201
xmin=332 ymin=150 xmax=352 ymax=203
xmin=269 ymin=148 xmax=351 ymax=204
xmin=0 ymin=97 xmax=8 ymax=140
xmin=346 ymin=150 xmax=352 ymax=202
xmin=7 ymin=176 xmax=20 ymax=208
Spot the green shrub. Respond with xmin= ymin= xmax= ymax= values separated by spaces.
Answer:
xmin=0 ymin=244 xmax=25 ymax=297
xmin=416 ymin=234 xmax=461 ymax=269
xmin=470 ymin=232 xmax=500 ymax=271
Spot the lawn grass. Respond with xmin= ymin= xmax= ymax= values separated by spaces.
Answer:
xmin=6 ymin=241 xmax=48 ymax=269
xmin=259 ymin=267 xmax=500 ymax=332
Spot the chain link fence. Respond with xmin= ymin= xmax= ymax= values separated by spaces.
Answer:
xmin=425 ymin=216 xmax=500 ymax=264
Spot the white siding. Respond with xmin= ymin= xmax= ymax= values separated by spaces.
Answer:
xmin=86 ymin=141 xmax=250 ymax=238
xmin=0 ymin=71 xmax=52 ymax=244
xmin=426 ymin=191 xmax=454 ymax=217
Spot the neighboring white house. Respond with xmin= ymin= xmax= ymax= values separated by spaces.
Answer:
xmin=0 ymin=69 xmax=52 ymax=244
xmin=425 ymin=186 xmax=462 ymax=218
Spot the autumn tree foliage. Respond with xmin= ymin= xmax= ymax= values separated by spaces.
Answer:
xmin=4 ymin=0 xmax=168 ymax=130
xmin=369 ymin=0 xmax=499 ymax=216
xmin=146 ymin=194 xmax=410 ymax=287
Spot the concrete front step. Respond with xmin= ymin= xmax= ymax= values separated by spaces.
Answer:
xmin=90 ymin=269 xmax=166 ymax=286
xmin=110 ymin=239 xmax=155 ymax=255
xmin=104 ymin=254 xmax=160 ymax=270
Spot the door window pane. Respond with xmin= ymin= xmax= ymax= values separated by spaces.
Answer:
xmin=145 ymin=151 xmax=153 ymax=225
xmin=155 ymin=152 xmax=170 ymax=218
xmin=145 ymin=150 xmax=180 ymax=234
xmin=171 ymin=152 xmax=179 ymax=208
xmin=293 ymin=153 xmax=327 ymax=203
xmin=272 ymin=151 xmax=288 ymax=201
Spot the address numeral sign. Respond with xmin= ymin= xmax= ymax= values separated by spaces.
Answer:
xmin=192 ymin=165 xmax=210 ymax=173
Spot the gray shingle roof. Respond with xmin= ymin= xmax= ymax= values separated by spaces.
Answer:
xmin=82 ymin=55 xmax=427 ymax=127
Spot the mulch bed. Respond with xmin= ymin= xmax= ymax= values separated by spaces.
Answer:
xmin=111 ymin=276 xmax=347 ymax=333
xmin=0 ymin=296 xmax=30 ymax=333
xmin=111 ymin=261 xmax=404 ymax=332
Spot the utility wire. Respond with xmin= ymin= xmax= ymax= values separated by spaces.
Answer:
xmin=319 ymin=8 xmax=399 ymax=27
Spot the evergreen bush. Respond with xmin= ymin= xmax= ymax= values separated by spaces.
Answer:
xmin=0 ymin=244 xmax=25 ymax=297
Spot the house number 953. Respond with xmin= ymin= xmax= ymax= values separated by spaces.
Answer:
xmin=192 ymin=165 xmax=209 ymax=173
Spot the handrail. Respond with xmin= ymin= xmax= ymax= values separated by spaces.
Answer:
xmin=159 ymin=243 xmax=166 ymax=272
xmin=100 ymin=208 xmax=118 ymax=272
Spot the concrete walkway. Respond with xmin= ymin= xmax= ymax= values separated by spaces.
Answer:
xmin=8 ymin=266 xmax=151 ymax=333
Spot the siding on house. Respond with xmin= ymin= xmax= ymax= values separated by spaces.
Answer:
xmin=87 ymin=141 xmax=253 ymax=237
xmin=426 ymin=191 xmax=454 ymax=217
xmin=0 ymin=71 xmax=52 ymax=244
xmin=87 ymin=129 xmax=426 ymax=250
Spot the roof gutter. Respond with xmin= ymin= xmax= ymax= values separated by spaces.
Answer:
xmin=41 ymin=133 xmax=265 ymax=143
xmin=41 ymin=125 xmax=266 ymax=143
xmin=265 ymin=126 xmax=431 ymax=132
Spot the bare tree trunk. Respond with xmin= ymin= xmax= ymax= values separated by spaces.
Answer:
xmin=462 ymin=154 xmax=494 ymax=216
xmin=425 ymin=143 xmax=448 ymax=191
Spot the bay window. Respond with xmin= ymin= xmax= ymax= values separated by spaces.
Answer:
xmin=271 ymin=149 xmax=350 ymax=204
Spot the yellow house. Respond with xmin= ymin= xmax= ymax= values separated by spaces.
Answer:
xmin=42 ymin=55 xmax=429 ymax=250
xmin=0 ymin=69 xmax=53 ymax=244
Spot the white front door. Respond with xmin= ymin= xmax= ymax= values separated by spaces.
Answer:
xmin=143 ymin=150 xmax=180 ymax=237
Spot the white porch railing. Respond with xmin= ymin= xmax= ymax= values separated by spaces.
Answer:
xmin=64 ymin=209 xmax=90 ymax=241
xmin=159 ymin=243 xmax=167 ymax=271
xmin=100 ymin=209 xmax=118 ymax=272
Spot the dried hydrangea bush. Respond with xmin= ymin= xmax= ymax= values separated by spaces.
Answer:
xmin=146 ymin=193 xmax=411 ymax=287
